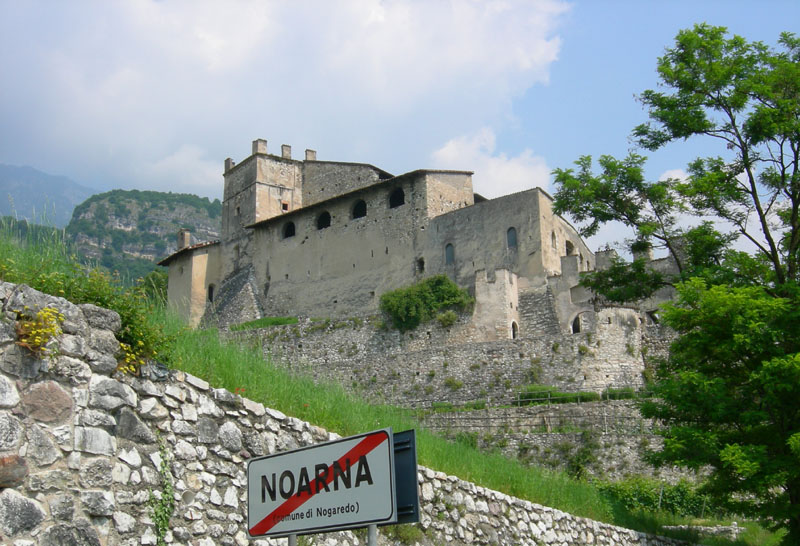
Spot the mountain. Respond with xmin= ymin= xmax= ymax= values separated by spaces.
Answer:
xmin=0 ymin=164 xmax=97 ymax=227
xmin=66 ymin=189 xmax=222 ymax=280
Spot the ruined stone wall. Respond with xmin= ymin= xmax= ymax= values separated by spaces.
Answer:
xmin=236 ymin=304 xmax=648 ymax=407
xmin=0 ymin=283 xmax=686 ymax=546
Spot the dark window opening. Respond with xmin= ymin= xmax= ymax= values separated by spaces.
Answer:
xmin=417 ymin=257 xmax=425 ymax=272
xmin=445 ymin=243 xmax=455 ymax=265
xmin=572 ymin=315 xmax=581 ymax=333
xmin=352 ymin=199 xmax=367 ymax=219
xmin=282 ymin=222 xmax=295 ymax=238
xmin=389 ymin=188 xmax=405 ymax=208
xmin=507 ymin=227 xmax=518 ymax=249
xmin=281 ymin=202 xmax=289 ymax=211
xmin=207 ymin=284 xmax=215 ymax=303
xmin=317 ymin=211 xmax=331 ymax=230
xmin=511 ymin=321 xmax=519 ymax=339
xmin=565 ymin=240 xmax=575 ymax=256
xmin=236 ymin=206 xmax=241 ymax=216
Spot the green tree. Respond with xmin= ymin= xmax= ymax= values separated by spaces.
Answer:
xmin=552 ymin=24 xmax=800 ymax=542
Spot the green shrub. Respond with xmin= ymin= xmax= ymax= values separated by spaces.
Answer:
xmin=515 ymin=384 xmax=601 ymax=405
xmin=602 ymin=387 xmax=640 ymax=400
xmin=443 ymin=377 xmax=463 ymax=390
xmin=597 ymin=477 xmax=717 ymax=518
xmin=379 ymin=275 xmax=473 ymax=331
xmin=436 ymin=310 xmax=458 ymax=328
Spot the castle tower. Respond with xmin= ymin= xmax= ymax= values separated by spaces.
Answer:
xmin=221 ymin=139 xmax=304 ymax=241
xmin=219 ymin=139 xmax=305 ymax=278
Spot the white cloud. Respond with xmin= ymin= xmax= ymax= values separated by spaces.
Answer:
xmin=0 ymin=0 xmax=569 ymax=196
xmin=659 ymin=168 xmax=688 ymax=182
xmin=431 ymin=128 xmax=551 ymax=197
xmin=314 ymin=0 xmax=568 ymax=109
xmin=141 ymin=145 xmax=220 ymax=197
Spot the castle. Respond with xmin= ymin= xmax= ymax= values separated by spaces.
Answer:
xmin=159 ymin=139 xmax=671 ymax=397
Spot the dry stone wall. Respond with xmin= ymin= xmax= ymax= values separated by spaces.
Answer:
xmin=420 ymin=403 xmax=694 ymax=483
xmin=0 ymin=282 xmax=685 ymax=545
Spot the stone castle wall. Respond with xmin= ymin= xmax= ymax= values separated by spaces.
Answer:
xmin=0 ymin=283 xmax=687 ymax=545
xmin=233 ymin=303 xmax=649 ymax=408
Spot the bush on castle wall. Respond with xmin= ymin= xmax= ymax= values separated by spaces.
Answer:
xmin=379 ymin=275 xmax=473 ymax=332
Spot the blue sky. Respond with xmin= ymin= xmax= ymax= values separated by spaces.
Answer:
xmin=1 ymin=0 xmax=797 ymax=248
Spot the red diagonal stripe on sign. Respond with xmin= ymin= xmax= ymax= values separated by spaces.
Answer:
xmin=250 ymin=431 xmax=388 ymax=536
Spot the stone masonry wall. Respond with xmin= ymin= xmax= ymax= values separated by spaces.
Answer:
xmin=420 ymin=402 xmax=691 ymax=483
xmin=0 ymin=282 xmax=684 ymax=545
xmin=233 ymin=305 xmax=648 ymax=408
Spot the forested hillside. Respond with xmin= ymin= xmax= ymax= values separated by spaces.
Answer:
xmin=66 ymin=189 xmax=222 ymax=280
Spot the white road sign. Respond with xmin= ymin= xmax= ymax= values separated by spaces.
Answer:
xmin=247 ymin=428 xmax=397 ymax=537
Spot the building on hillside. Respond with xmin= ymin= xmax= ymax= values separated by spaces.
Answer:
xmin=158 ymin=139 xmax=600 ymax=338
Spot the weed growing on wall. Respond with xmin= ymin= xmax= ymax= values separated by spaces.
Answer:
xmin=14 ymin=306 xmax=64 ymax=358
xmin=148 ymin=437 xmax=176 ymax=546
xmin=379 ymin=275 xmax=473 ymax=331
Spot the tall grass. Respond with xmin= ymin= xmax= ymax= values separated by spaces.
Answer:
xmin=0 ymin=220 xmax=779 ymax=545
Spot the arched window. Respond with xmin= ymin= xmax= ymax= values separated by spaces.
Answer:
xmin=565 ymin=240 xmax=575 ymax=256
xmin=445 ymin=243 xmax=455 ymax=265
xmin=282 ymin=222 xmax=295 ymax=238
xmin=507 ymin=227 xmax=517 ymax=249
xmin=551 ymin=231 xmax=557 ymax=250
xmin=207 ymin=284 xmax=215 ymax=303
xmin=511 ymin=321 xmax=519 ymax=340
xmin=352 ymin=199 xmax=367 ymax=219
xmin=317 ymin=211 xmax=331 ymax=230
xmin=389 ymin=188 xmax=405 ymax=208
xmin=416 ymin=258 xmax=425 ymax=272
xmin=571 ymin=315 xmax=581 ymax=334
